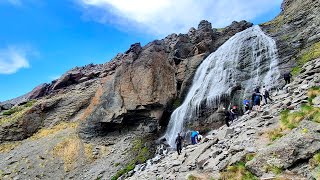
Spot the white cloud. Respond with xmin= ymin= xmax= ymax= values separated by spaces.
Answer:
xmin=78 ymin=0 xmax=282 ymax=36
xmin=0 ymin=46 xmax=31 ymax=74
xmin=4 ymin=0 xmax=22 ymax=6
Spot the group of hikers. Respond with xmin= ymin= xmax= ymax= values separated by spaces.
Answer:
xmin=224 ymin=85 xmax=273 ymax=127
xmin=175 ymin=131 xmax=202 ymax=155
xmin=174 ymin=72 xmax=293 ymax=155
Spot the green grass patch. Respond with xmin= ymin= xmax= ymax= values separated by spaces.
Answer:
xmin=0 ymin=106 xmax=31 ymax=126
xmin=187 ymin=174 xmax=198 ymax=180
xmin=310 ymin=153 xmax=320 ymax=169
xmin=267 ymin=128 xmax=284 ymax=142
xmin=111 ymin=137 xmax=153 ymax=180
xmin=280 ymin=109 xmax=305 ymax=130
xmin=2 ymin=107 xmax=22 ymax=116
xmin=24 ymin=100 xmax=36 ymax=107
xmin=292 ymin=42 xmax=320 ymax=76
xmin=265 ymin=164 xmax=283 ymax=175
xmin=245 ymin=153 xmax=256 ymax=162
xmin=220 ymin=161 xmax=258 ymax=180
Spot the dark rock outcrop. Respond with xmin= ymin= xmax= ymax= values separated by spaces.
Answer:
xmin=79 ymin=20 xmax=253 ymax=137
xmin=261 ymin=0 xmax=320 ymax=73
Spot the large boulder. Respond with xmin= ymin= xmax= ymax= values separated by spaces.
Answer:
xmin=246 ymin=120 xmax=320 ymax=176
xmin=28 ymin=83 xmax=49 ymax=99
xmin=81 ymin=41 xmax=176 ymax=136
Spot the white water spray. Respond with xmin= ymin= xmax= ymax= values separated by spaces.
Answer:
xmin=165 ymin=25 xmax=280 ymax=147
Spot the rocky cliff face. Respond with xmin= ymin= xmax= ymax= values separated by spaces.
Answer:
xmin=261 ymin=0 xmax=320 ymax=74
xmin=128 ymin=58 xmax=320 ymax=180
xmin=0 ymin=0 xmax=319 ymax=179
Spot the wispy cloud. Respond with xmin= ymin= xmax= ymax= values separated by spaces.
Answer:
xmin=0 ymin=46 xmax=34 ymax=74
xmin=4 ymin=0 xmax=22 ymax=6
xmin=78 ymin=0 xmax=282 ymax=36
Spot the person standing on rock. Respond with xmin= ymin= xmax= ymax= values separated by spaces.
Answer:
xmin=223 ymin=107 xmax=231 ymax=127
xmin=261 ymin=86 xmax=272 ymax=104
xmin=230 ymin=106 xmax=238 ymax=121
xmin=284 ymin=72 xmax=292 ymax=85
xmin=175 ymin=133 xmax=183 ymax=155
xmin=243 ymin=98 xmax=250 ymax=112
xmin=252 ymin=89 xmax=263 ymax=111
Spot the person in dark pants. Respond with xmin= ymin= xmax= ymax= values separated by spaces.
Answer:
xmin=243 ymin=98 xmax=250 ymax=112
xmin=191 ymin=131 xmax=199 ymax=145
xmin=262 ymin=86 xmax=272 ymax=104
xmin=175 ymin=133 xmax=183 ymax=155
xmin=224 ymin=107 xmax=231 ymax=127
xmin=284 ymin=72 xmax=292 ymax=85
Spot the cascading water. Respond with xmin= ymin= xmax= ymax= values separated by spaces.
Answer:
xmin=165 ymin=25 xmax=280 ymax=147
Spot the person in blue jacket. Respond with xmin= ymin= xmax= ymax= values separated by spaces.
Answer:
xmin=191 ymin=131 xmax=199 ymax=145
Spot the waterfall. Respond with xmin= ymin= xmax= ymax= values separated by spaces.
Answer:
xmin=165 ymin=25 xmax=280 ymax=147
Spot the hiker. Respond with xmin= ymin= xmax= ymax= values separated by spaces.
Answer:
xmin=261 ymin=86 xmax=272 ymax=104
xmin=175 ymin=133 xmax=183 ymax=155
xmin=191 ymin=131 xmax=199 ymax=145
xmin=252 ymin=89 xmax=263 ymax=111
xmin=223 ymin=107 xmax=231 ymax=127
xmin=243 ymin=98 xmax=250 ymax=112
xmin=197 ymin=134 xmax=203 ymax=143
xmin=284 ymin=72 xmax=292 ymax=85
xmin=230 ymin=106 xmax=238 ymax=121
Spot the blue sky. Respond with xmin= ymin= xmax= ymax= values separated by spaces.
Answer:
xmin=0 ymin=0 xmax=282 ymax=101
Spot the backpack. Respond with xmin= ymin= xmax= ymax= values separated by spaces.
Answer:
xmin=254 ymin=93 xmax=261 ymax=102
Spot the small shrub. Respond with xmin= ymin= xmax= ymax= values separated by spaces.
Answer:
xmin=265 ymin=165 xmax=283 ymax=175
xmin=280 ymin=110 xmax=305 ymax=130
xmin=111 ymin=137 xmax=152 ymax=179
xmin=0 ymin=106 xmax=31 ymax=126
xmin=310 ymin=153 xmax=320 ymax=169
xmin=24 ymin=100 xmax=36 ymax=107
xmin=220 ymin=161 xmax=258 ymax=180
xmin=114 ymin=162 xmax=120 ymax=167
xmin=2 ymin=107 xmax=21 ymax=116
xmin=267 ymin=128 xmax=284 ymax=141
xmin=187 ymin=174 xmax=198 ymax=180
xmin=111 ymin=162 xmax=135 ymax=180
xmin=245 ymin=153 xmax=256 ymax=162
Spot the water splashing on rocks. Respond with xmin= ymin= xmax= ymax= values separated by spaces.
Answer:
xmin=165 ymin=25 xmax=280 ymax=147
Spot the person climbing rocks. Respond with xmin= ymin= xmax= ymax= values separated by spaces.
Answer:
xmin=175 ymin=133 xmax=183 ymax=155
xmin=230 ymin=106 xmax=238 ymax=121
xmin=243 ymin=98 xmax=250 ymax=112
xmin=261 ymin=86 xmax=272 ymax=104
xmin=252 ymin=89 xmax=263 ymax=111
xmin=223 ymin=107 xmax=231 ymax=127
xmin=197 ymin=134 xmax=203 ymax=143
xmin=191 ymin=131 xmax=199 ymax=145
xmin=284 ymin=72 xmax=292 ymax=85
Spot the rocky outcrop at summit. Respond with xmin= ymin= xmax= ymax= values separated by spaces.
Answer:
xmin=262 ymin=0 xmax=320 ymax=73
